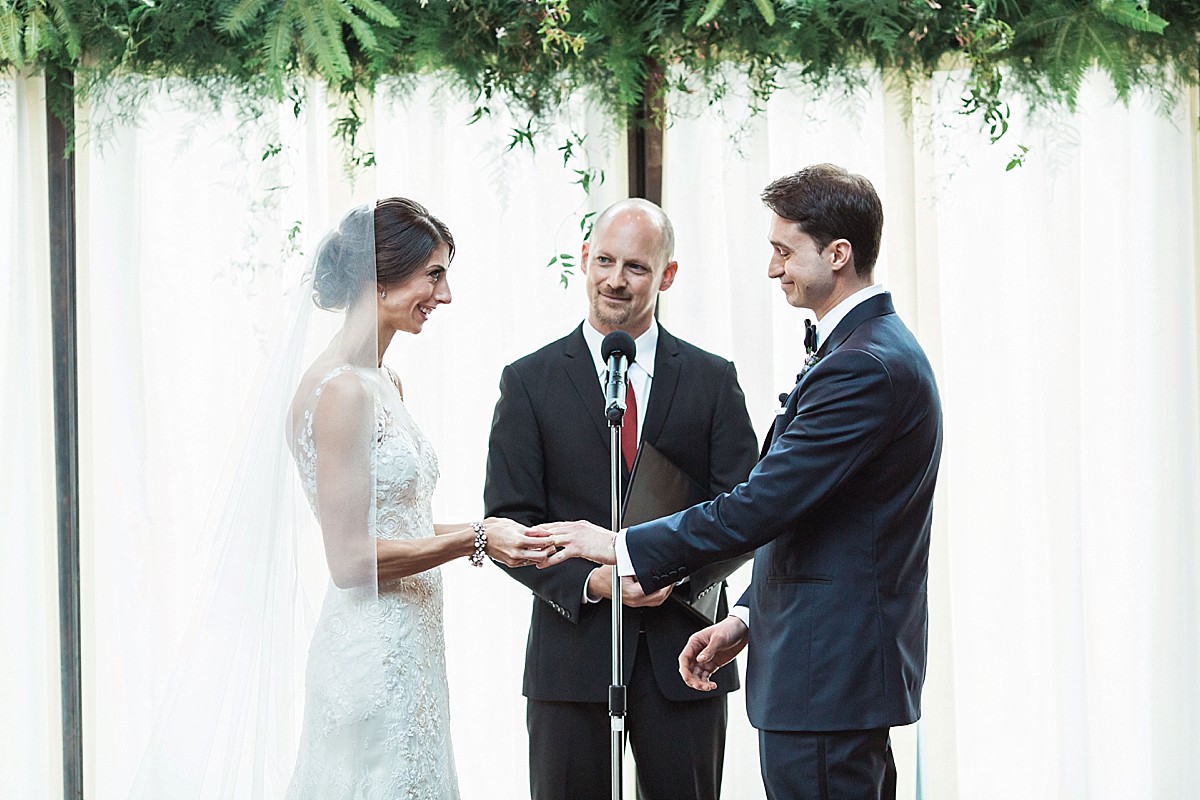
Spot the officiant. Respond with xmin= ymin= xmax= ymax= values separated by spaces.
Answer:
xmin=483 ymin=198 xmax=759 ymax=800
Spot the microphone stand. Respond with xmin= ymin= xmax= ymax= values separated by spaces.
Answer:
xmin=606 ymin=393 xmax=627 ymax=800
xmin=601 ymin=331 xmax=635 ymax=800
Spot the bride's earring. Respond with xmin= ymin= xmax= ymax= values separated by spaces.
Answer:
xmin=380 ymin=289 xmax=387 ymax=299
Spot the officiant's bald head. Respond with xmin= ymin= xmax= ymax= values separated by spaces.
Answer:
xmin=580 ymin=198 xmax=678 ymax=338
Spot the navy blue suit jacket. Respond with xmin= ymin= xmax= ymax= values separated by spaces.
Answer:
xmin=626 ymin=293 xmax=943 ymax=731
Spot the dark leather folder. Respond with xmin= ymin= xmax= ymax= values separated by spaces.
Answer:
xmin=622 ymin=442 xmax=746 ymax=625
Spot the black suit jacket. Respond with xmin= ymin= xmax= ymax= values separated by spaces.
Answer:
xmin=484 ymin=323 xmax=759 ymax=702
xmin=627 ymin=293 xmax=943 ymax=730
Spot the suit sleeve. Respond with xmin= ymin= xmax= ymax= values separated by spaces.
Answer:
xmin=629 ymin=348 xmax=896 ymax=592
xmin=676 ymin=360 xmax=759 ymax=601
xmin=483 ymin=364 xmax=594 ymax=622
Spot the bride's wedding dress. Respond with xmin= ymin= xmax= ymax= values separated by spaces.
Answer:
xmin=287 ymin=365 xmax=460 ymax=799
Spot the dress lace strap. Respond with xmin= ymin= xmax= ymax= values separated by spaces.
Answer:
xmin=383 ymin=364 xmax=404 ymax=400
xmin=314 ymin=365 xmax=356 ymax=397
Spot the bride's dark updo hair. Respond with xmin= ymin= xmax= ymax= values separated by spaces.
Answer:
xmin=312 ymin=197 xmax=455 ymax=310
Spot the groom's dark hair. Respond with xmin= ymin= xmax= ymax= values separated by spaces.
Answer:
xmin=761 ymin=164 xmax=883 ymax=277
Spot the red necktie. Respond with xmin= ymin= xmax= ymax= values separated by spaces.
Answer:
xmin=622 ymin=380 xmax=638 ymax=471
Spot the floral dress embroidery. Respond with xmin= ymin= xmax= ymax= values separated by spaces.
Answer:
xmin=288 ymin=366 xmax=459 ymax=800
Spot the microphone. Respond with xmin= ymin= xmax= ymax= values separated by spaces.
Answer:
xmin=601 ymin=331 xmax=636 ymax=424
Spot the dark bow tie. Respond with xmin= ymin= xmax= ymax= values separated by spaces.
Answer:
xmin=777 ymin=320 xmax=822 ymax=406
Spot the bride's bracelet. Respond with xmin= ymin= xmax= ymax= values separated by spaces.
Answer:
xmin=469 ymin=522 xmax=487 ymax=567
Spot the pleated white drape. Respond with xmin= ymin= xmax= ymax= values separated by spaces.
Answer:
xmin=4 ymin=67 xmax=1198 ymax=799
xmin=1 ymin=73 xmax=62 ymax=800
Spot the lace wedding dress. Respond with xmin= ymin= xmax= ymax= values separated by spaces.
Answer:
xmin=287 ymin=366 xmax=460 ymax=800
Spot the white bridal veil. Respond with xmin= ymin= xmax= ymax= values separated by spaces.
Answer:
xmin=127 ymin=204 xmax=382 ymax=797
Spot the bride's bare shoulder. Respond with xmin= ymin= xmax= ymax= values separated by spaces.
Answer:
xmin=290 ymin=366 xmax=372 ymax=425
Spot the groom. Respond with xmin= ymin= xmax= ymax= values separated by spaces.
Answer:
xmin=541 ymin=164 xmax=944 ymax=799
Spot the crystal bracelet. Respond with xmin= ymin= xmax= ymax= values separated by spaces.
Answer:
xmin=469 ymin=522 xmax=487 ymax=567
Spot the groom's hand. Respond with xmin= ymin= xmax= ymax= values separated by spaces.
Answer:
xmin=534 ymin=520 xmax=617 ymax=567
xmin=678 ymin=615 xmax=749 ymax=691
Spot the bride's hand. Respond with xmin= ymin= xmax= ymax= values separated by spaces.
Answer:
xmin=534 ymin=520 xmax=617 ymax=567
xmin=482 ymin=517 xmax=553 ymax=568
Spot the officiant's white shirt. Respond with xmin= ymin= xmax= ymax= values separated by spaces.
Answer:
xmin=580 ymin=318 xmax=658 ymax=603
xmin=581 ymin=317 xmax=657 ymax=438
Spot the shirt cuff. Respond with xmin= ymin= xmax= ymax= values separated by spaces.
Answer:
xmin=729 ymin=605 xmax=750 ymax=629
xmin=614 ymin=528 xmax=635 ymax=577
xmin=583 ymin=572 xmax=601 ymax=604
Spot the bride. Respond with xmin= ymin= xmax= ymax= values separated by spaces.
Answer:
xmin=283 ymin=198 xmax=552 ymax=798
xmin=126 ymin=199 xmax=550 ymax=800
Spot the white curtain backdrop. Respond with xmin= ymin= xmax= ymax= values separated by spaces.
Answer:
xmin=4 ymin=66 xmax=1198 ymax=799
xmin=1 ymin=73 xmax=62 ymax=800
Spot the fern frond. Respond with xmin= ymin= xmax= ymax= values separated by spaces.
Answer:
xmin=0 ymin=9 xmax=23 ymax=67
xmin=24 ymin=4 xmax=43 ymax=58
xmin=751 ymin=0 xmax=776 ymax=26
xmin=221 ymin=0 xmax=271 ymax=35
xmin=46 ymin=0 xmax=80 ymax=60
xmin=348 ymin=0 xmax=400 ymax=29
xmin=265 ymin=0 xmax=296 ymax=77
xmin=296 ymin=0 xmax=351 ymax=80
xmin=697 ymin=0 xmax=727 ymax=27
xmin=327 ymin=0 xmax=377 ymax=52
xmin=1096 ymin=0 xmax=1167 ymax=34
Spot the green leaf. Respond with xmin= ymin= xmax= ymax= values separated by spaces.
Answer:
xmin=696 ymin=0 xmax=726 ymax=27
xmin=220 ymin=0 xmax=270 ymax=35
xmin=296 ymin=0 xmax=351 ymax=81
xmin=265 ymin=4 xmax=295 ymax=79
xmin=1096 ymin=0 xmax=1167 ymax=35
xmin=328 ymin=2 xmax=378 ymax=52
xmin=47 ymin=0 xmax=80 ymax=60
xmin=348 ymin=0 xmax=400 ymax=28
xmin=0 ymin=10 xmax=23 ymax=67
xmin=24 ymin=5 xmax=44 ymax=59
xmin=1006 ymin=144 xmax=1029 ymax=171
xmin=751 ymin=0 xmax=776 ymax=26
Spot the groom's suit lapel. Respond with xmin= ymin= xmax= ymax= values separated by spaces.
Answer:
xmin=765 ymin=292 xmax=896 ymax=453
xmin=816 ymin=292 xmax=894 ymax=359
xmin=561 ymin=325 xmax=610 ymax=451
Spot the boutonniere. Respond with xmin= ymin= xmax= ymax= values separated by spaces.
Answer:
xmin=793 ymin=358 xmax=820 ymax=386
xmin=797 ymin=350 xmax=821 ymax=381
xmin=777 ymin=351 xmax=823 ymax=413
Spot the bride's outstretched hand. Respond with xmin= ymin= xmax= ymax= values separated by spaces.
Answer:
xmin=483 ymin=517 xmax=554 ymax=568
xmin=534 ymin=521 xmax=617 ymax=567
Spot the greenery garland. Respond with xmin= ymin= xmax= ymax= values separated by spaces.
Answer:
xmin=2 ymin=1 xmax=1197 ymax=146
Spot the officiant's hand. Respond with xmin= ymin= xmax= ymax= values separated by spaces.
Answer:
xmin=678 ymin=615 xmax=748 ymax=691
xmin=484 ymin=517 xmax=554 ymax=568
xmin=534 ymin=520 xmax=618 ymax=567
xmin=587 ymin=567 xmax=673 ymax=607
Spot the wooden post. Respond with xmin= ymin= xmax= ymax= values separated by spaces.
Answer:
xmin=626 ymin=59 xmax=665 ymax=205
xmin=45 ymin=65 xmax=83 ymax=800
